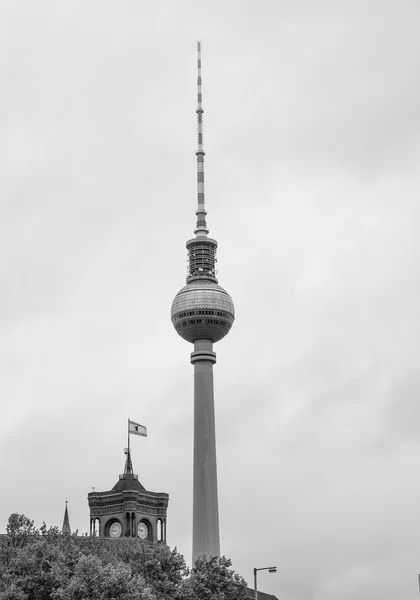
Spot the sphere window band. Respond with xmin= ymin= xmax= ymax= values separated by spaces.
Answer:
xmin=179 ymin=318 xmax=227 ymax=327
xmin=176 ymin=310 xmax=229 ymax=319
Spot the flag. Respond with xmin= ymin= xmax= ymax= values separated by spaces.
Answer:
xmin=129 ymin=420 xmax=147 ymax=437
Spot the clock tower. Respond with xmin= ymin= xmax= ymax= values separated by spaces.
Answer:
xmin=88 ymin=450 xmax=169 ymax=542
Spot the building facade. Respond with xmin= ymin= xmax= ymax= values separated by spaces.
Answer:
xmin=87 ymin=453 xmax=168 ymax=542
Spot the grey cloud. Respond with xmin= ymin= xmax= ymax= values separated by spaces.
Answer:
xmin=1 ymin=2 xmax=420 ymax=599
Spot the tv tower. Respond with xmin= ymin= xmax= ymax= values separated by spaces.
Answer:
xmin=171 ymin=42 xmax=235 ymax=562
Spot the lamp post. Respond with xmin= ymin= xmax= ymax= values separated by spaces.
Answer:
xmin=253 ymin=566 xmax=277 ymax=600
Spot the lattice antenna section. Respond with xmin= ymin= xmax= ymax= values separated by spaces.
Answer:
xmin=186 ymin=238 xmax=218 ymax=282
xmin=195 ymin=41 xmax=209 ymax=236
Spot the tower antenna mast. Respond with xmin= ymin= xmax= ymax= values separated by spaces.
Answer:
xmin=195 ymin=41 xmax=208 ymax=236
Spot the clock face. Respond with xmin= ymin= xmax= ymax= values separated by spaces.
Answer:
xmin=109 ymin=522 xmax=122 ymax=538
xmin=137 ymin=522 xmax=148 ymax=540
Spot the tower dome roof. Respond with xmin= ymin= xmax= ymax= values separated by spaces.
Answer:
xmin=171 ymin=280 xmax=234 ymax=343
xmin=112 ymin=473 xmax=146 ymax=492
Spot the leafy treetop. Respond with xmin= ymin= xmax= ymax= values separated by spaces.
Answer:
xmin=0 ymin=514 xmax=249 ymax=600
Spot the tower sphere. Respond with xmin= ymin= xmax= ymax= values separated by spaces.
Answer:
xmin=171 ymin=280 xmax=235 ymax=344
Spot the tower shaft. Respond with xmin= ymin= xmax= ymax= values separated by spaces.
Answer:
xmin=191 ymin=340 xmax=220 ymax=561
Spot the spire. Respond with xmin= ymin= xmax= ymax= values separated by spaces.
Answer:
xmin=184 ymin=42 xmax=218 ymax=283
xmin=62 ymin=500 xmax=71 ymax=535
xmin=124 ymin=447 xmax=133 ymax=475
xmin=195 ymin=40 xmax=209 ymax=236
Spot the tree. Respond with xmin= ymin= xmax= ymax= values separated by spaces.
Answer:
xmin=113 ymin=541 xmax=188 ymax=599
xmin=6 ymin=514 xmax=38 ymax=548
xmin=2 ymin=536 xmax=69 ymax=600
xmin=181 ymin=555 xmax=249 ymax=600
xmin=54 ymin=555 xmax=156 ymax=600
xmin=0 ymin=514 xmax=249 ymax=600
xmin=0 ymin=583 xmax=27 ymax=600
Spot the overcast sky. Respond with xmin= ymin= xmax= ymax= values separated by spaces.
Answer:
xmin=1 ymin=1 xmax=420 ymax=598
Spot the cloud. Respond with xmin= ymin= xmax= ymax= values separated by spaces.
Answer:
xmin=1 ymin=2 xmax=420 ymax=599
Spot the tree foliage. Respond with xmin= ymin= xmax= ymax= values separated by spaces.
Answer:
xmin=181 ymin=556 xmax=249 ymax=600
xmin=0 ymin=514 xmax=248 ymax=600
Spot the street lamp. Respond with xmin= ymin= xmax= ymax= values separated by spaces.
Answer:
xmin=254 ymin=566 xmax=277 ymax=600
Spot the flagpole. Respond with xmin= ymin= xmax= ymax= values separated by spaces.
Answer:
xmin=128 ymin=418 xmax=130 ymax=455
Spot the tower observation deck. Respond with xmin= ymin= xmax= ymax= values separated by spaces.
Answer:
xmin=171 ymin=42 xmax=235 ymax=563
